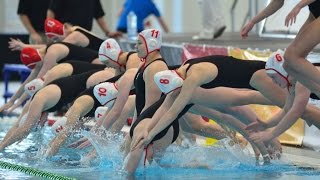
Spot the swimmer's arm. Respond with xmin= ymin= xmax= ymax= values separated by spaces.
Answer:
xmin=269 ymin=83 xmax=310 ymax=139
xmin=295 ymin=0 xmax=316 ymax=8
xmin=261 ymin=88 xmax=294 ymax=128
xmin=147 ymin=93 xmax=178 ymax=131
xmin=110 ymin=95 xmax=136 ymax=133
xmin=148 ymin=74 xmax=201 ymax=139
xmin=250 ymin=0 xmax=284 ymax=24
xmin=102 ymin=69 xmax=136 ymax=130
xmin=4 ymin=66 xmax=39 ymax=105
xmin=62 ymin=31 xmax=85 ymax=47
xmin=37 ymin=46 xmax=65 ymax=77
xmin=46 ymin=130 xmax=68 ymax=157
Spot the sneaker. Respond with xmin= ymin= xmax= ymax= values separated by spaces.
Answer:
xmin=213 ymin=26 xmax=226 ymax=39
xmin=192 ymin=29 xmax=214 ymax=40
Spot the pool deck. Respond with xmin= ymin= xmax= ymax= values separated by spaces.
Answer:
xmin=162 ymin=32 xmax=320 ymax=53
xmin=283 ymin=146 xmax=320 ymax=168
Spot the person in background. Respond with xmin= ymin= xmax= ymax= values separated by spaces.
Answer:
xmin=241 ymin=1 xmax=320 ymax=101
xmin=47 ymin=0 xmax=111 ymax=37
xmin=116 ymin=0 xmax=169 ymax=34
xmin=17 ymin=0 xmax=51 ymax=44
xmin=192 ymin=0 xmax=226 ymax=40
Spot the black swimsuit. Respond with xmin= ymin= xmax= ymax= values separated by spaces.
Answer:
xmin=65 ymin=60 xmax=106 ymax=75
xmin=74 ymin=28 xmax=104 ymax=51
xmin=134 ymin=58 xmax=167 ymax=116
xmin=309 ymin=0 xmax=320 ymax=18
xmin=46 ymin=42 xmax=98 ymax=64
xmin=45 ymin=70 xmax=102 ymax=112
xmin=185 ymin=55 xmax=266 ymax=90
xmin=74 ymin=52 xmax=138 ymax=117
xmin=130 ymin=95 xmax=192 ymax=144
xmin=309 ymin=63 xmax=320 ymax=99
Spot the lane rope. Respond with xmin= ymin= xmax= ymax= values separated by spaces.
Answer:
xmin=0 ymin=160 xmax=76 ymax=180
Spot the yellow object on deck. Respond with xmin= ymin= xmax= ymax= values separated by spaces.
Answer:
xmin=205 ymin=119 xmax=218 ymax=146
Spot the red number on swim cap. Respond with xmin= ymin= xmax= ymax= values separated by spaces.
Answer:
xmin=98 ymin=87 xmax=107 ymax=96
xmin=47 ymin=21 xmax=55 ymax=27
xmin=151 ymin=30 xmax=159 ymax=38
xmin=56 ymin=126 xmax=63 ymax=133
xmin=275 ymin=54 xmax=283 ymax=61
xmin=159 ymin=79 xmax=169 ymax=84
xmin=27 ymin=86 xmax=35 ymax=91
xmin=97 ymin=113 xmax=102 ymax=118
xmin=106 ymin=42 xmax=111 ymax=49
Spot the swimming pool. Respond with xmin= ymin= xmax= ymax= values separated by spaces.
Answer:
xmin=0 ymin=119 xmax=320 ymax=180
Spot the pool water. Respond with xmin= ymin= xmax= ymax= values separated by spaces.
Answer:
xmin=0 ymin=119 xmax=320 ymax=180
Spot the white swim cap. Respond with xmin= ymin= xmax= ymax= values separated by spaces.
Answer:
xmin=94 ymin=106 xmax=109 ymax=121
xmin=154 ymin=70 xmax=184 ymax=94
xmin=24 ymin=78 xmax=44 ymax=97
xmin=98 ymin=38 xmax=122 ymax=66
xmin=265 ymin=50 xmax=287 ymax=77
xmin=93 ymin=82 xmax=118 ymax=108
xmin=51 ymin=116 xmax=67 ymax=133
xmin=138 ymin=29 xmax=162 ymax=57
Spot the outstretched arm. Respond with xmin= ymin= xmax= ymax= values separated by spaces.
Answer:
xmin=45 ymin=95 xmax=94 ymax=157
xmin=251 ymin=83 xmax=310 ymax=142
xmin=241 ymin=0 xmax=284 ymax=38
xmin=0 ymin=94 xmax=44 ymax=151
xmin=8 ymin=38 xmax=46 ymax=51
xmin=285 ymin=0 xmax=316 ymax=26
xmin=0 ymin=66 xmax=40 ymax=113
xmin=102 ymin=69 xmax=137 ymax=129
xmin=268 ymin=83 xmax=310 ymax=139
xmin=146 ymin=74 xmax=201 ymax=144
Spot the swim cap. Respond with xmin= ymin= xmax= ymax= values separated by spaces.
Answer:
xmin=24 ymin=78 xmax=44 ymax=97
xmin=138 ymin=29 xmax=162 ymax=57
xmin=51 ymin=116 xmax=67 ymax=133
xmin=44 ymin=18 xmax=64 ymax=39
xmin=20 ymin=47 xmax=42 ymax=69
xmin=98 ymin=39 xmax=122 ymax=66
xmin=265 ymin=50 xmax=288 ymax=78
xmin=93 ymin=82 xmax=118 ymax=108
xmin=154 ymin=70 xmax=184 ymax=94
xmin=94 ymin=106 xmax=109 ymax=121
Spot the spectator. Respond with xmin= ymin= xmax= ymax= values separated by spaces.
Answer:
xmin=47 ymin=0 xmax=111 ymax=36
xmin=17 ymin=0 xmax=51 ymax=44
xmin=192 ymin=0 xmax=226 ymax=40
xmin=116 ymin=0 xmax=169 ymax=33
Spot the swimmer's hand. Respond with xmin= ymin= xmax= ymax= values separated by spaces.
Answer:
xmin=130 ymin=129 xmax=150 ymax=151
xmin=245 ymin=119 xmax=267 ymax=132
xmin=0 ymin=101 xmax=14 ymax=113
xmin=249 ymin=129 xmax=274 ymax=143
xmin=8 ymin=38 xmax=26 ymax=51
xmin=285 ymin=6 xmax=301 ymax=27
xmin=266 ymin=138 xmax=282 ymax=160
